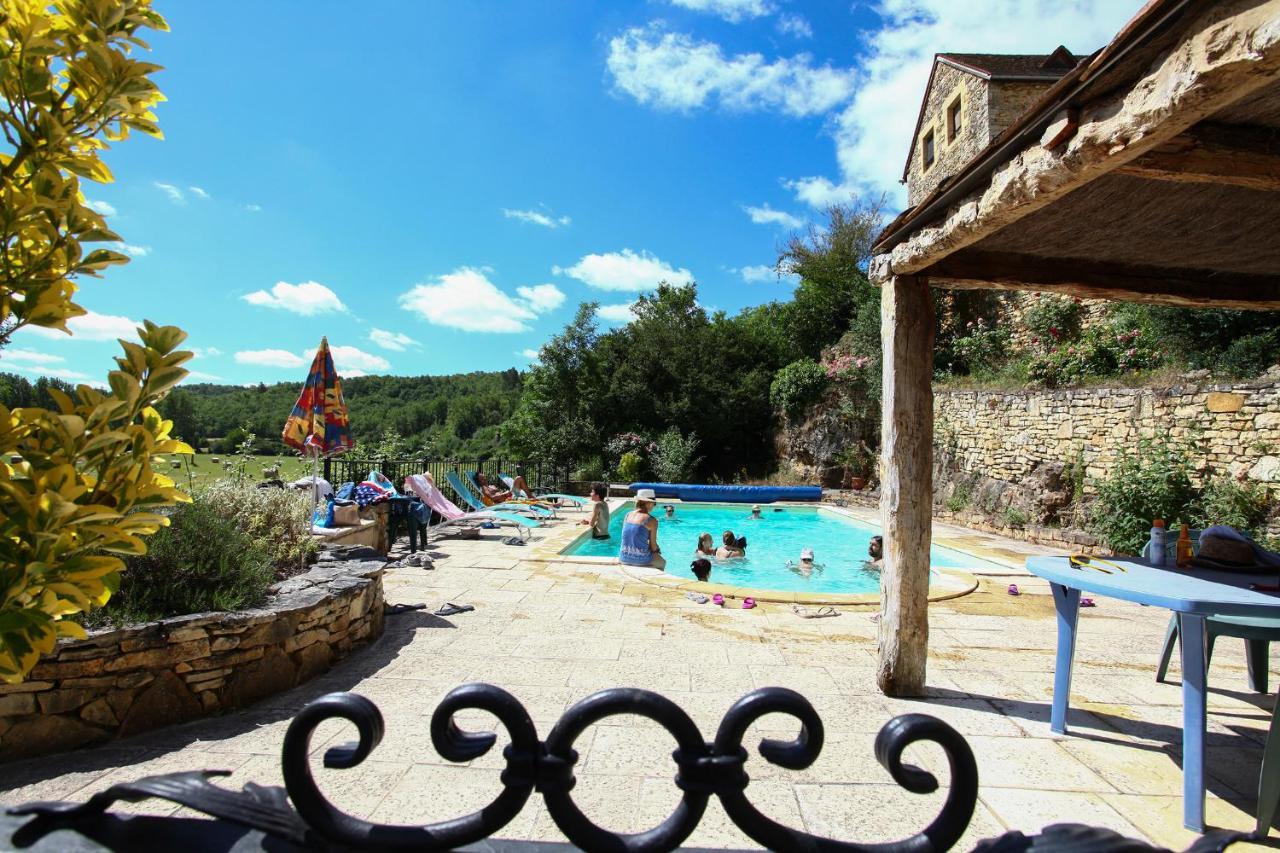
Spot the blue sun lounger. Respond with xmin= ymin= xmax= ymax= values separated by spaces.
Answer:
xmin=445 ymin=471 xmax=552 ymax=519
xmin=500 ymin=474 xmax=587 ymax=506
xmin=462 ymin=471 xmax=556 ymax=517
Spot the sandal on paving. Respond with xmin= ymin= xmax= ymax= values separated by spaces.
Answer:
xmin=503 ymin=536 xmax=525 ymax=546
xmin=434 ymin=602 xmax=476 ymax=617
xmin=742 ymin=597 xmax=757 ymax=610
xmin=385 ymin=603 xmax=427 ymax=616
xmin=712 ymin=594 xmax=725 ymax=607
xmin=685 ymin=591 xmax=709 ymax=604
xmin=792 ymin=604 xmax=839 ymax=618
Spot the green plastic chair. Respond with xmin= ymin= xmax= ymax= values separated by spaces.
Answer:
xmin=1145 ymin=531 xmax=1280 ymax=693
xmin=1257 ymin=699 xmax=1280 ymax=833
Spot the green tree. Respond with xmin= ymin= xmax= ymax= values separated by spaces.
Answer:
xmin=0 ymin=1 xmax=187 ymax=682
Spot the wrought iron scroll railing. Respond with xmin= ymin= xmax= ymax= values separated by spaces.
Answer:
xmin=3 ymin=685 xmax=1244 ymax=851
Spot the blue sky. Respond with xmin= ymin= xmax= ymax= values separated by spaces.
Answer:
xmin=3 ymin=0 xmax=1138 ymax=386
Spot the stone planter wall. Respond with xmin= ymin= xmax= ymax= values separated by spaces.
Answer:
xmin=0 ymin=546 xmax=386 ymax=762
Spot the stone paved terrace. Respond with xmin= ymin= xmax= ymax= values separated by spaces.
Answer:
xmin=1 ymin=502 xmax=1278 ymax=850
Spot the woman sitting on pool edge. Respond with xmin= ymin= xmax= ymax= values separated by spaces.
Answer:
xmin=694 ymin=533 xmax=717 ymax=559
xmin=716 ymin=530 xmax=745 ymax=559
xmin=619 ymin=488 xmax=666 ymax=570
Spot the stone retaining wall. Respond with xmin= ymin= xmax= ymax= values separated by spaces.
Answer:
xmin=934 ymin=378 xmax=1280 ymax=495
xmin=0 ymin=546 xmax=386 ymax=761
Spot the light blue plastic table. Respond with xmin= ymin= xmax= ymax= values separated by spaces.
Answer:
xmin=1026 ymin=555 xmax=1280 ymax=831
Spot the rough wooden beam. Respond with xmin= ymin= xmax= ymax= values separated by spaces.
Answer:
xmin=925 ymin=250 xmax=1280 ymax=310
xmin=878 ymin=274 xmax=934 ymax=698
xmin=880 ymin=0 xmax=1280 ymax=276
xmin=1115 ymin=123 xmax=1280 ymax=191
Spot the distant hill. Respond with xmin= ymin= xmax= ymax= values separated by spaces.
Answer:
xmin=0 ymin=369 xmax=524 ymax=458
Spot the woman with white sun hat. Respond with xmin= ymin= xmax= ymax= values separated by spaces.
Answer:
xmin=619 ymin=488 xmax=666 ymax=570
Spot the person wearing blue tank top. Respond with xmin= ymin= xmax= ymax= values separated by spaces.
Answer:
xmin=619 ymin=488 xmax=666 ymax=570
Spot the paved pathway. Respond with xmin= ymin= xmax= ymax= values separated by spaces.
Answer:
xmin=1 ymin=505 xmax=1276 ymax=849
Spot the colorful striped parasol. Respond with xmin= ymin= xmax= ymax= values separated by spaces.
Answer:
xmin=282 ymin=337 xmax=353 ymax=477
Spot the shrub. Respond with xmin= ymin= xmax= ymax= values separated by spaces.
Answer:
xmin=1024 ymin=295 xmax=1085 ymax=343
xmin=1091 ymin=438 xmax=1199 ymax=554
xmin=88 ymin=498 xmax=275 ymax=627
xmin=770 ymin=359 xmax=828 ymax=419
xmin=1192 ymin=476 xmax=1272 ymax=536
xmin=650 ymin=428 xmax=702 ymax=482
xmin=949 ymin=323 xmax=1011 ymax=376
xmin=572 ymin=456 xmax=606 ymax=482
xmin=1002 ymin=506 xmax=1029 ymax=528
xmin=617 ymin=451 xmax=645 ymax=482
xmin=1218 ymin=332 xmax=1278 ymax=379
xmin=199 ymin=480 xmax=316 ymax=574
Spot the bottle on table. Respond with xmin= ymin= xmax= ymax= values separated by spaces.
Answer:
xmin=1148 ymin=518 xmax=1167 ymax=566
xmin=1176 ymin=523 xmax=1193 ymax=568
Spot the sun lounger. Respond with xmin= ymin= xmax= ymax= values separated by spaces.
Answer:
xmin=500 ymin=474 xmax=587 ymax=506
xmin=464 ymin=470 xmax=557 ymax=516
xmin=446 ymin=471 xmax=552 ymax=518
xmin=405 ymin=474 xmax=538 ymax=542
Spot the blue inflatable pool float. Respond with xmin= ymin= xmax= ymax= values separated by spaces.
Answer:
xmin=628 ymin=482 xmax=821 ymax=503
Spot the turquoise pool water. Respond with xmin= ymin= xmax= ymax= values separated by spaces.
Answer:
xmin=562 ymin=503 xmax=1004 ymax=595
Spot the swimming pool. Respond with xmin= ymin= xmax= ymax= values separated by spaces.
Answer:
xmin=561 ymin=502 xmax=1004 ymax=596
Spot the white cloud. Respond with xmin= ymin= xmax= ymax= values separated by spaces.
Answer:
xmin=519 ymin=348 xmax=540 ymax=360
xmin=502 ymin=207 xmax=571 ymax=228
xmin=597 ymin=302 xmax=639 ymax=324
xmin=399 ymin=268 xmax=537 ymax=333
xmin=0 ymin=348 xmax=65 ymax=365
xmin=554 ymin=249 xmax=693 ymax=292
xmin=184 ymin=370 xmax=223 ymax=382
xmin=245 ymin=203 xmax=262 ymax=212
xmin=7 ymin=363 xmax=95 ymax=382
xmin=26 ymin=310 xmax=140 ymax=342
xmin=242 ymin=281 xmax=347 ymax=316
xmin=189 ymin=346 xmax=223 ymax=358
xmin=516 ymin=284 xmax=566 ymax=314
xmin=736 ymin=264 xmax=777 ymax=283
xmin=328 ymin=345 xmax=389 ymax=374
xmin=793 ymin=0 xmax=1137 ymax=208
xmin=368 ymin=328 xmax=419 ymax=351
xmin=110 ymin=242 xmax=151 ymax=257
xmin=154 ymin=182 xmax=184 ymax=204
xmin=85 ymin=199 xmax=116 ymax=216
xmin=235 ymin=349 xmax=308 ymax=369
xmin=233 ymin=344 xmax=388 ymax=374
xmin=188 ymin=186 xmax=210 ymax=200
xmin=743 ymin=203 xmax=802 ymax=228
xmin=669 ymin=0 xmax=772 ymax=22
xmin=607 ymin=25 xmax=854 ymax=117
xmin=777 ymin=13 xmax=812 ymax=39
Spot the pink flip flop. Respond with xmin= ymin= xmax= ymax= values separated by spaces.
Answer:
xmin=712 ymin=594 xmax=725 ymax=607
xmin=1007 ymin=584 xmax=1020 ymax=596
xmin=1080 ymin=597 xmax=1096 ymax=608
xmin=742 ymin=597 xmax=756 ymax=610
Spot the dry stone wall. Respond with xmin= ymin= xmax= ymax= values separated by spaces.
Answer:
xmin=0 ymin=546 xmax=385 ymax=761
xmin=935 ymin=378 xmax=1280 ymax=495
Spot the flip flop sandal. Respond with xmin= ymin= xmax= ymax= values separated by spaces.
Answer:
xmin=1007 ymin=584 xmax=1020 ymax=596
xmin=792 ymin=604 xmax=840 ymax=619
xmin=434 ymin=602 xmax=476 ymax=617
xmin=503 ymin=536 xmax=525 ymax=546
xmin=1080 ymin=598 xmax=1097 ymax=608
xmin=712 ymin=594 xmax=725 ymax=607
xmin=685 ymin=592 xmax=710 ymax=604
xmin=742 ymin=597 xmax=757 ymax=610
xmin=384 ymin=603 xmax=427 ymax=616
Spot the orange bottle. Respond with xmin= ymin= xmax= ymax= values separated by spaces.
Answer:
xmin=1176 ymin=523 xmax=1193 ymax=568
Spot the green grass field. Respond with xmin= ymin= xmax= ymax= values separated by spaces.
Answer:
xmin=162 ymin=454 xmax=315 ymax=492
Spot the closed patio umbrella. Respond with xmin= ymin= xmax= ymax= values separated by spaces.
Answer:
xmin=281 ymin=337 xmax=353 ymax=512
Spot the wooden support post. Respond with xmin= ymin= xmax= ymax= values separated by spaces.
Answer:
xmin=878 ymin=274 xmax=934 ymax=697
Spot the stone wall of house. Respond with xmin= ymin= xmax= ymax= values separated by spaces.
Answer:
xmin=0 ymin=546 xmax=386 ymax=761
xmin=987 ymin=80 xmax=1055 ymax=139
xmin=906 ymin=62 xmax=990 ymax=205
xmin=935 ymin=379 xmax=1280 ymax=495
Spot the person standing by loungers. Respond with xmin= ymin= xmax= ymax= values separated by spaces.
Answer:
xmin=620 ymin=488 xmax=666 ymax=570
xmin=577 ymin=482 xmax=610 ymax=539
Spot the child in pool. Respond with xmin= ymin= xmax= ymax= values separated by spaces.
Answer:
xmin=716 ymin=530 xmax=745 ymax=559
xmin=747 ymin=504 xmax=763 ymax=520
xmin=694 ymin=532 xmax=717 ymax=559
xmin=691 ymin=558 xmax=712 ymax=583
xmin=787 ymin=547 xmax=823 ymax=578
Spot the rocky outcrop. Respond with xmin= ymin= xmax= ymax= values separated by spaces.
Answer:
xmin=0 ymin=546 xmax=386 ymax=761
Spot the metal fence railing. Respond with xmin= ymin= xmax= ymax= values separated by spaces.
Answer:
xmin=321 ymin=457 xmax=570 ymax=507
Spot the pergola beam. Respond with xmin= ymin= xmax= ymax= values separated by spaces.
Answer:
xmin=879 ymin=0 xmax=1280 ymax=276
xmin=1115 ymin=123 xmax=1280 ymax=192
xmin=926 ymin=250 xmax=1280 ymax=310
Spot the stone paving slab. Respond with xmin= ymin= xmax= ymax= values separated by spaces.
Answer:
xmin=1 ymin=509 xmax=1278 ymax=849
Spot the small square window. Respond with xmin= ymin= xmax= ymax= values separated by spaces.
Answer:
xmin=922 ymin=130 xmax=935 ymax=170
xmin=947 ymin=97 xmax=963 ymax=141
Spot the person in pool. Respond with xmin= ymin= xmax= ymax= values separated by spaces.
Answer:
xmin=717 ymin=530 xmax=745 ymax=559
xmin=866 ymin=535 xmax=883 ymax=567
xmin=619 ymin=488 xmax=666 ymax=570
xmin=787 ymin=547 xmax=823 ymax=578
xmin=691 ymin=558 xmax=712 ymax=583
xmin=576 ymin=482 xmax=610 ymax=539
xmin=747 ymin=504 xmax=763 ymax=520
xmin=694 ymin=532 xmax=717 ymax=559
xmin=664 ymin=504 xmax=676 ymax=520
